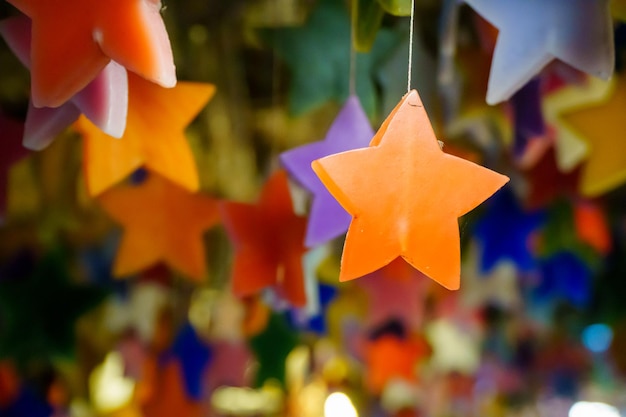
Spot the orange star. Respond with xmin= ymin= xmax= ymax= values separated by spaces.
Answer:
xmin=364 ymin=334 xmax=430 ymax=394
xmin=312 ymin=90 xmax=509 ymax=289
xmin=75 ymin=73 xmax=215 ymax=197
xmin=8 ymin=0 xmax=176 ymax=108
xmin=220 ymin=171 xmax=308 ymax=307
xmin=138 ymin=357 xmax=201 ymax=417
xmin=97 ymin=171 xmax=220 ymax=281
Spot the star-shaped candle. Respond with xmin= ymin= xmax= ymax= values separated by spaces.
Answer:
xmin=280 ymin=96 xmax=373 ymax=247
xmin=220 ymin=171 xmax=308 ymax=306
xmin=561 ymin=77 xmax=626 ymax=196
xmin=312 ymin=90 xmax=509 ymax=289
xmin=261 ymin=0 xmax=398 ymax=116
xmin=464 ymin=0 xmax=614 ymax=104
xmin=0 ymin=15 xmax=128 ymax=150
xmin=75 ymin=73 xmax=215 ymax=196
xmin=473 ymin=188 xmax=545 ymax=273
xmin=6 ymin=0 xmax=175 ymax=107
xmin=543 ymin=75 xmax=611 ymax=173
xmin=97 ymin=171 xmax=220 ymax=281
xmin=364 ymin=334 xmax=429 ymax=394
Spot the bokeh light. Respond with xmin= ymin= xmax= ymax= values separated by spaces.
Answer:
xmin=582 ymin=324 xmax=613 ymax=353
xmin=569 ymin=401 xmax=621 ymax=417
xmin=324 ymin=392 xmax=358 ymax=417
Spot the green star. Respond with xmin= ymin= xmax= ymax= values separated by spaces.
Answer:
xmin=353 ymin=0 xmax=411 ymax=52
xmin=249 ymin=312 xmax=298 ymax=388
xmin=0 ymin=249 xmax=108 ymax=368
xmin=262 ymin=0 xmax=399 ymax=118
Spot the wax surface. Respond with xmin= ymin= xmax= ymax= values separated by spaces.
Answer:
xmin=0 ymin=15 xmax=129 ymax=150
xmin=97 ymin=172 xmax=220 ymax=280
xmin=7 ymin=0 xmax=175 ymax=107
xmin=465 ymin=0 xmax=614 ymax=104
xmin=280 ymin=95 xmax=373 ymax=247
xmin=313 ymin=90 xmax=509 ymax=289
xmin=75 ymin=74 xmax=214 ymax=196
xmin=220 ymin=171 xmax=308 ymax=306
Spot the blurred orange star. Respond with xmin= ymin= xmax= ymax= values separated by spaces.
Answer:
xmin=138 ymin=357 xmax=201 ymax=417
xmin=97 ymin=171 xmax=220 ymax=281
xmin=220 ymin=171 xmax=308 ymax=307
xmin=313 ymin=90 xmax=509 ymax=289
xmin=365 ymin=334 xmax=430 ymax=394
xmin=75 ymin=73 xmax=214 ymax=197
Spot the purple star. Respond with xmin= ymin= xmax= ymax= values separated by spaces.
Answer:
xmin=0 ymin=113 xmax=29 ymax=221
xmin=280 ymin=95 xmax=373 ymax=247
xmin=510 ymin=78 xmax=546 ymax=159
xmin=0 ymin=15 xmax=128 ymax=151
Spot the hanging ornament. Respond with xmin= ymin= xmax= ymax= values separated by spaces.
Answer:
xmin=97 ymin=171 xmax=220 ymax=281
xmin=472 ymin=188 xmax=545 ymax=274
xmin=464 ymin=0 xmax=614 ymax=104
xmin=6 ymin=0 xmax=175 ymax=107
xmin=543 ymin=75 xmax=610 ymax=173
xmin=74 ymin=74 xmax=214 ymax=196
xmin=280 ymin=96 xmax=373 ymax=247
xmin=261 ymin=0 xmax=398 ymax=116
xmin=0 ymin=15 xmax=128 ymax=150
xmin=561 ymin=77 xmax=626 ymax=196
xmin=312 ymin=90 xmax=509 ymax=289
xmin=220 ymin=171 xmax=308 ymax=306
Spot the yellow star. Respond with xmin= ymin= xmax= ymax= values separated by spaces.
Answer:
xmin=561 ymin=77 xmax=626 ymax=196
xmin=75 ymin=73 xmax=214 ymax=196
xmin=543 ymin=75 xmax=612 ymax=172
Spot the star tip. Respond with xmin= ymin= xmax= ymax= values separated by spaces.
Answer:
xmin=484 ymin=88 xmax=506 ymax=106
xmin=442 ymin=280 xmax=460 ymax=291
xmin=21 ymin=136 xmax=46 ymax=152
xmin=338 ymin=271 xmax=359 ymax=283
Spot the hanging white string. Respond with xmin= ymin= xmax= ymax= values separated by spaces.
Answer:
xmin=349 ymin=1 xmax=357 ymax=95
xmin=407 ymin=0 xmax=416 ymax=92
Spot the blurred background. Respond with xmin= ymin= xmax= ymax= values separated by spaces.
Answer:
xmin=1 ymin=0 xmax=626 ymax=416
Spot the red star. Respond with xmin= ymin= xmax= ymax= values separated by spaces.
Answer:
xmin=220 ymin=171 xmax=308 ymax=307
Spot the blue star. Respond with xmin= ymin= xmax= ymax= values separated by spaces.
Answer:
xmin=534 ymin=251 xmax=593 ymax=308
xmin=473 ymin=188 xmax=545 ymax=274
xmin=170 ymin=323 xmax=213 ymax=400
